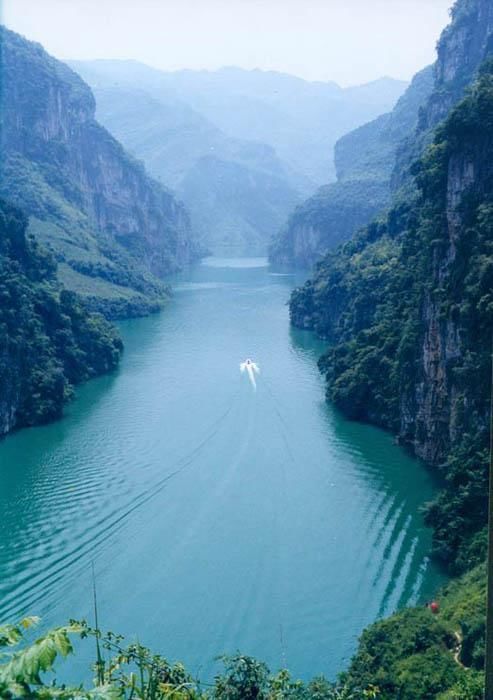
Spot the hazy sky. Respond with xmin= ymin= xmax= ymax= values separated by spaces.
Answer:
xmin=3 ymin=0 xmax=453 ymax=86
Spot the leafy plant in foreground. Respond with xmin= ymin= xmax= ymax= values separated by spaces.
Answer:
xmin=0 ymin=618 xmax=379 ymax=700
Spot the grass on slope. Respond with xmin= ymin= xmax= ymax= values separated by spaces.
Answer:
xmin=342 ymin=564 xmax=486 ymax=699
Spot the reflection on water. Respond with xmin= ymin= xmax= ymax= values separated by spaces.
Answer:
xmin=0 ymin=257 xmax=446 ymax=681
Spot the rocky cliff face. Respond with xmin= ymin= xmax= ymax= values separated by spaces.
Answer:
xmin=67 ymin=82 xmax=304 ymax=256
xmin=395 ymin=0 xmax=493 ymax=465
xmin=392 ymin=0 xmax=493 ymax=189
xmin=269 ymin=67 xmax=432 ymax=268
xmin=400 ymin=65 xmax=493 ymax=566
xmin=292 ymin=0 xmax=493 ymax=461
xmin=431 ymin=0 xmax=493 ymax=116
xmin=0 ymin=27 xmax=200 ymax=316
xmin=289 ymin=0 xmax=493 ymax=568
xmin=403 ymin=152 xmax=481 ymax=464
xmin=275 ymin=0 xmax=493 ymax=271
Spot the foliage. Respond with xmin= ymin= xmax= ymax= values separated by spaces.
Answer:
xmin=436 ymin=670 xmax=485 ymax=700
xmin=0 ymin=198 xmax=122 ymax=433
xmin=342 ymin=564 xmax=486 ymax=699
xmin=341 ymin=609 xmax=460 ymax=699
xmin=0 ymin=588 xmax=487 ymax=700
xmin=0 ymin=620 xmax=381 ymax=700
xmin=0 ymin=154 xmax=170 ymax=321
xmin=269 ymin=181 xmax=390 ymax=268
xmin=290 ymin=60 xmax=493 ymax=572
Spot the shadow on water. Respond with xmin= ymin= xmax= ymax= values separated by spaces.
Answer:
xmin=0 ymin=369 xmax=118 ymax=498
xmin=289 ymin=325 xmax=327 ymax=363
xmin=0 ymin=370 xmax=122 ymax=607
xmin=288 ymin=322 xmax=448 ymax=617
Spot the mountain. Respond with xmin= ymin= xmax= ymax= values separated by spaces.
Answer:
xmin=143 ymin=68 xmax=407 ymax=186
xmin=85 ymin=84 xmax=308 ymax=194
xmin=70 ymin=60 xmax=407 ymax=186
xmin=287 ymin=2 xmax=493 ymax=693
xmin=0 ymin=27 xmax=201 ymax=318
xmin=392 ymin=0 xmax=493 ymax=190
xmin=0 ymin=198 xmax=122 ymax=436
xmin=269 ymin=65 xmax=434 ymax=267
xmin=74 ymin=81 xmax=303 ymax=254
xmin=179 ymin=154 xmax=301 ymax=253
xmin=290 ymin=0 xmax=493 ymax=573
xmin=69 ymin=60 xmax=406 ymax=254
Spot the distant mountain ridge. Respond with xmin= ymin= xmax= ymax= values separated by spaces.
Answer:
xmin=70 ymin=60 xmax=407 ymax=184
xmin=0 ymin=27 xmax=201 ymax=318
xmin=281 ymin=2 xmax=493 ymax=270
xmin=70 ymin=59 xmax=407 ymax=254
xmin=83 ymin=82 xmax=303 ymax=254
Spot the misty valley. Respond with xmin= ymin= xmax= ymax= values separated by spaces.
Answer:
xmin=1 ymin=1 xmax=493 ymax=698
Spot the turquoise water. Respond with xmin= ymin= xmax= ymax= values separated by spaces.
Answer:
xmin=0 ymin=257 xmax=446 ymax=681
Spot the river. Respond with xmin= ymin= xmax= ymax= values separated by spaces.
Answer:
xmin=0 ymin=257 xmax=446 ymax=682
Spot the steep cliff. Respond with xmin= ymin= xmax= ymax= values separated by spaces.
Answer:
xmin=290 ymin=1 xmax=493 ymax=570
xmin=85 ymin=84 xmax=302 ymax=255
xmin=392 ymin=0 xmax=493 ymax=189
xmin=269 ymin=66 xmax=433 ymax=268
xmin=0 ymin=198 xmax=122 ymax=436
xmin=268 ymin=178 xmax=389 ymax=268
xmin=0 ymin=27 xmax=200 ymax=317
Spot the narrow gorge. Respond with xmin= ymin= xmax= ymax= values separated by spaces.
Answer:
xmin=1 ymin=1 xmax=492 ymax=698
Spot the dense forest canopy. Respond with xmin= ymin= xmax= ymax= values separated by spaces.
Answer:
xmin=0 ymin=198 xmax=122 ymax=434
xmin=291 ymin=60 xmax=493 ymax=573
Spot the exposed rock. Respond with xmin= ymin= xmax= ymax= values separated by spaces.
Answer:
xmin=0 ymin=27 xmax=201 ymax=316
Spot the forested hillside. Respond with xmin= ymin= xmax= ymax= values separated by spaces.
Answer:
xmin=0 ymin=27 xmax=201 ymax=318
xmin=342 ymin=564 xmax=486 ymax=699
xmin=290 ymin=0 xmax=493 ymax=573
xmin=0 ymin=198 xmax=122 ymax=435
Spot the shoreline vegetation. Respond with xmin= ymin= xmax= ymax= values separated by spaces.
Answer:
xmin=283 ymin=3 xmax=493 ymax=696
xmin=0 ymin=572 xmax=486 ymax=700
xmin=0 ymin=199 xmax=123 ymax=437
